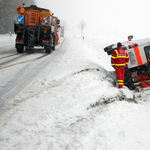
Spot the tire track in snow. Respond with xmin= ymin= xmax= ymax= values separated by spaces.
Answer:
xmin=0 ymin=54 xmax=48 ymax=70
xmin=0 ymin=53 xmax=19 ymax=59
xmin=0 ymin=38 xmax=68 ymax=114
xmin=0 ymin=53 xmax=26 ymax=67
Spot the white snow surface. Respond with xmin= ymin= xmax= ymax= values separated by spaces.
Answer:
xmin=0 ymin=35 xmax=150 ymax=150
xmin=0 ymin=34 xmax=15 ymax=45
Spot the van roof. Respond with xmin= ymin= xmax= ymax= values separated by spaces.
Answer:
xmin=126 ymin=38 xmax=150 ymax=45
xmin=112 ymin=38 xmax=150 ymax=49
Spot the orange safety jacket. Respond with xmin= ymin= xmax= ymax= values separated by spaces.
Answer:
xmin=111 ymin=47 xmax=129 ymax=68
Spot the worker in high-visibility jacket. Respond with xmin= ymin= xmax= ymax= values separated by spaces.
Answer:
xmin=146 ymin=51 xmax=150 ymax=64
xmin=111 ymin=42 xmax=129 ymax=88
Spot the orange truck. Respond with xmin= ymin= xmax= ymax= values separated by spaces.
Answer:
xmin=14 ymin=5 xmax=60 ymax=53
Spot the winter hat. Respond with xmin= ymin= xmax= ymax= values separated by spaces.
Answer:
xmin=117 ymin=42 xmax=122 ymax=47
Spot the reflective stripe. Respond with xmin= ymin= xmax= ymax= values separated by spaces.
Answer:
xmin=118 ymin=83 xmax=123 ymax=85
xmin=111 ymin=56 xmax=116 ymax=59
xmin=115 ymin=64 xmax=126 ymax=66
xmin=115 ymin=50 xmax=118 ymax=57
xmin=124 ymin=41 xmax=143 ymax=65
xmin=134 ymin=46 xmax=143 ymax=65
xmin=125 ymin=51 xmax=129 ymax=58
xmin=118 ymin=80 xmax=123 ymax=82
xmin=116 ymin=56 xmax=126 ymax=58
xmin=111 ymin=64 xmax=115 ymax=66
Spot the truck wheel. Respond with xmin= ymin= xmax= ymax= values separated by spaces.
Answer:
xmin=52 ymin=35 xmax=56 ymax=51
xmin=52 ymin=45 xmax=55 ymax=51
xmin=16 ymin=45 xmax=24 ymax=53
xmin=45 ymin=46 xmax=51 ymax=54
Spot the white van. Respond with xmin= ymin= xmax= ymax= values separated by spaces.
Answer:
xmin=104 ymin=36 xmax=150 ymax=90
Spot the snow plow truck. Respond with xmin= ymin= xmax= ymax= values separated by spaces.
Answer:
xmin=14 ymin=4 xmax=61 ymax=54
xmin=104 ymin=36 xmax=150 ymax=91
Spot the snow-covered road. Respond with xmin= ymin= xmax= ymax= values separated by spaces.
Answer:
xmin=0 ymin=35 xmax=150 ymax=150
xmin=0 ymin=37 xmax=66 ymax=114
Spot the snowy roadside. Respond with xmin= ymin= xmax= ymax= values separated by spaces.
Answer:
xmin=0 ymin=36 xmax=150 ymax=150
xmin=0 ymin=34 xmax=15 ymax=45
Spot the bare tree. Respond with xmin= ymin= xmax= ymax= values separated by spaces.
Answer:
xmin=78 ymin=20 xmax=86 ymax=37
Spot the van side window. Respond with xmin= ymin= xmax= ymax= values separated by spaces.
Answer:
xmin=144 ymin=46 xmax=150 ymax=59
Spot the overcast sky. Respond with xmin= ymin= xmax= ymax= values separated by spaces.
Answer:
xmin=36 ymin=0 xmax=150 ymax=42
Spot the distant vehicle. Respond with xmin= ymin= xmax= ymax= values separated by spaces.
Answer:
xmin=60 ymin=26 xmax=64 ymax=37
xmin=104 ymin=36 xmax=150 ymax=91
xmin=14 ymin=4 xmax=61 ymax=54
